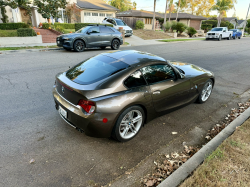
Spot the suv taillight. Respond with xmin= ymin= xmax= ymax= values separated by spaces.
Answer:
xmin=78 ymin=99 xmax=95 ymax=114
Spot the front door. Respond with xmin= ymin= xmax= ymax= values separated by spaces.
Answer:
xmin=100 ymin=27 xmax=113 ymax=46
xmin=85 ymin=26 xmax=102 ymax=47
xmin=20 ymin=8 xmax=31 ymax=25
xmin=141 ymin=64 xmax=191 ymax=112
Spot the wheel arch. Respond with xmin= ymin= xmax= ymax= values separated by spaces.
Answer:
xmin=73 ymin=38 xmax=86 ymax=47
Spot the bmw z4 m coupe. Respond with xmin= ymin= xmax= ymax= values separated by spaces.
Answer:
xmin=53 ymin=50 xmax=215 ymax=142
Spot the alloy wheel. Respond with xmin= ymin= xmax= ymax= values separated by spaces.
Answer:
xmin=201 ymin=82 xmax=212 ymax=102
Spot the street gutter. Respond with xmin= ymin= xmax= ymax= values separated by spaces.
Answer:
xmin=158 ymin=107 xmax=250 ymax=187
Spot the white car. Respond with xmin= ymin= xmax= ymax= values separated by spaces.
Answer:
xmin=102 ymin=17 xmax=133 ymax=37
xmin=206 ymin=27 xmax=233 ymax=41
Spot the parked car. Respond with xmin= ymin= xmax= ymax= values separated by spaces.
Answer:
xmin=102 ymin=17 xmax=133 ymax=37
xmin=56 ymin=25 xmax=123 ymax=52
xmin=53 ymin=50 xmax=215 ymax=142
xmin=206 ymin=27 xmax=233 ymax=41
xmin=229 ymin=29 xmax=242 ymax=39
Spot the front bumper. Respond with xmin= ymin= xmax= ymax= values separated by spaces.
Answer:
xmin=53 ymin=87 xmax=118 ymax=138
xmin=56 ymin=38 xmax=73 ymax=49
xmin=206 ymin=35 xmax=219 ymax=39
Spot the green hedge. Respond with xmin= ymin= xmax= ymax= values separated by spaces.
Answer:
xmin=42 ymin=23 xmax=50 ymax=29
xmin=75 ymin=23 xmax=113 ymax=31
xmin=17 ymin=28 xmax=37 ymax=37
xmin=202 ymin=20 xmax=217 ymax=28
xmin=54 ymin=23 xmax=75 ymax=29
xmin=0 ymin=23 xmax=29 ymax=30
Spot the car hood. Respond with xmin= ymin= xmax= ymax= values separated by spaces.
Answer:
xmin=169 ymin=61 xmax=213 ymax=78
xmin=116 ymin=25 xmax=132 ymax=31
xmin=59 ymin=33 xmax=83 ymax=39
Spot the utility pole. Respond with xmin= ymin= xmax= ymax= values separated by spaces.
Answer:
xmin=243 ymin=3 xmax=250 ymax=36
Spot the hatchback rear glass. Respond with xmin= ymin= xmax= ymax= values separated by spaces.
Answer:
xmin=66 ymin=55 xmax=129 ymax=85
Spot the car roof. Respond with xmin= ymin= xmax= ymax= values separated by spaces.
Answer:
xmin=100 ymin=50 xmax=166 ymax=66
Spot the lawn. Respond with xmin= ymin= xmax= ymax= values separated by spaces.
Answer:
xmin=133 ymin=29 xmax=172 ymax=40
xmin=0 ymin=30 xmax=18 ymax=37
xmin=180 ymin=119 xmax=250 ymax=187
xmin=159 ymin=38 xmax=205 ymax=42
xmin=0 ymin=45 xmax=58 ymax=51
xmin=63 ymin=29 xmax=75 ymax=34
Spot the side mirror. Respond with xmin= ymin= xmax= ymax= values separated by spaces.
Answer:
xmin=87 ymin=31 xmax=91 ymax=34
xmin=223 ymin=30 xmax=226 ymax=32
xmin=180 ymin=73 xmax=185 ymax=79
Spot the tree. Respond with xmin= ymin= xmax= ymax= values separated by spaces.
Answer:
xmin=152 ymin=0 xmax=156 ymax=30
xmin=109 ymin=0 xmax=133 ymax=11
xmin=168 ymin=0 xmax=174 ymax=22
xmin=34 ymin=0 xmax=67 ymax=20
xmin=0 ymin=0 xmax=31 ymax=23
xmin=132 ymin=1 xmax=136 ymax=10
xmin=175 ymin=0 xmax=186 ymax=21
xmin=65 ymin=3 xmax=81 ymax=23
xmin=210 ymin=0 xmax=234 ymax=27
xmin=163 ymin=0 xmax=169 ymax=25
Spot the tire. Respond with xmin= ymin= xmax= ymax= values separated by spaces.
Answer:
xmin=238 ymin=36 xmax=241 ymax=39
xmin=100 ymin=46 xmax=106 ymax=50
xmin=112 ymin=106 xmax=145 ymax=142
xmin=111 ymin=39 xmax=120 ymax=50
xmin=227 ymin=35 xmax=231 ymax=40
xmin=218 ymin=35 xmax=222 ymax=41
xmin=63 ymin=47 xmax=71 ymax=51
xmin=197 ymin=79 xmax=213 ymax=104
xmin=73 ymin=40 xmax=85 ymax=52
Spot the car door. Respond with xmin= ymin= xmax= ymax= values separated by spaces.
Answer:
xmin=100 ymin=27 xmax=113 ymax=46
xmin=222 ymin=28 xmax=227 ymax=38
xmin=85 ymin=26 xmax=101 ymax=47
xmin=140 ymin=64 xmax=191 ymax=112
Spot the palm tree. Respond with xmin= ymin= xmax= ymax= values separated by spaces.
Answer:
xmin=210 ymin=0 xmax=234 ymax=27
xmin=168 ymin=0 xmax=174 ymax=22
xmin=163 ymin=0 xmax=169 ymax=25
xmin=175 ymin=0 xmax=186 ymax=21
xmin=152 ymin=0 xmax=156 ymax=30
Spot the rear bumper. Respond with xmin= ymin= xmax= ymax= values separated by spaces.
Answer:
xmin=53 ymin=87 xmax=118 ymax=138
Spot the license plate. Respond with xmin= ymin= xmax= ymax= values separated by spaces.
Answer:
xmin=59 ymin=106 xmax=67 ymax=119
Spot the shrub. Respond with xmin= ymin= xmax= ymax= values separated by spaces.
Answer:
xmin=201 ymin=24 xmax=212 ymax=32
xmin=202 ymin=20 xmax=217 ymax=28
xmin=176 ymin=22 xmax=188 ymax=33
xmin=42 ymin=23 xmax=50 ymax=29
xmin=220 ymin=21 xmax=234 ymax=30
xmin=163 ymin=21 xmax=172 ymax=31
xmin=171 ymin=21 xmax=177 ymax=31
xmin=17 ymin=28 xmax=37 ymax=37
xmin=187 ymin=27 xmax=197 ymax=37
xmin=135 ymin=20 xmax=144 ymax=29
xmin=54 ymin=23 xmax=75 ymax=29
xmin=55 ymin=26 xmax=64 ymax=33
xmin=0 ymin=23 xmax=29 ymax=30
xmin=75 ymin=23 xmax=113 ymax=31
xmin=0 ymin=30 xmax=18 ymax=37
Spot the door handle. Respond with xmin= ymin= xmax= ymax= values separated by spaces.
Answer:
xmin=153 ymin=91 xmax=160 ymax=95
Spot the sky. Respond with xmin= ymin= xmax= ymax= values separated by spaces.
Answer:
xmin=135 ymin=0 xmax=250 ymax=19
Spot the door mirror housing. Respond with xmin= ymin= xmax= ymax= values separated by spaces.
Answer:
xmin=180 ymin=73 xmax=185 ymax=79
xmin=87 ymin=31 xmax=91 ymax=34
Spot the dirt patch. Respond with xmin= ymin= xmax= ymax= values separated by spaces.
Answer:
xmin=133 ymin=30 xmax=172 ymax=40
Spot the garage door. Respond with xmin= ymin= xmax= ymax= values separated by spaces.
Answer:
xmin=190 ymin=20 xmax=201 ymax=30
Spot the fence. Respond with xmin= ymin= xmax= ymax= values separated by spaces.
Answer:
xmin=116 ymin=17 xmax=144 ymax=29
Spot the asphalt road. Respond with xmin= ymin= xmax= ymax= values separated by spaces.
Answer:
xmin=1 ymin=38 xmax=250 ymax=187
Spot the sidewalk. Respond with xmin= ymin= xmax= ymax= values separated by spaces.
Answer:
xmin=0 ymin=43 xmax=57 ymax=48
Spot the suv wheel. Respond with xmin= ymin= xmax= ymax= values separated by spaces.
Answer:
xmin=218 ymin=35 xmax=222 ymax=41
xmin=74 ymin=40 xmax=85 ymax=52
xmin=111 ymin=39 xmax=120 ymax=50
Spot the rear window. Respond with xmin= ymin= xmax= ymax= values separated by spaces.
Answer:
xmin=66 ymin=55 xmax=129 ymax=85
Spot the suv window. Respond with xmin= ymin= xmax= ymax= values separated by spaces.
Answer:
xmin=100 ymin=27 xmax=112 ymax=33
xmin=107 ymin=19 xmax=116 ymax=25
xmin=124 ymin=70 xmax=147 ymax=88
xmin=88 ymin=26 xmax=100 ymax=33
xmin=116 ymin=19 xmax=126 ymax=26
xmin=141 ymin=64 xmax=176 ymax=84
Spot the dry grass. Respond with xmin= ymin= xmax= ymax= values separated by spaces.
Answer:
xmin=180 ymin=119 xmax=250 ymax=187
xmin=133 ymin=30 xmax=172 ymax=40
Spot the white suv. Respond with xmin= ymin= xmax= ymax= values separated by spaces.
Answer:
xmin=102 ymin=17 xmax=133 ymax=37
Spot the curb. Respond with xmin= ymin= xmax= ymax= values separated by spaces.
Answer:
xmin=158 ymin=107 xmax=250 ymax=187
xmin=0 ymin=48 xmax=63 ymax=53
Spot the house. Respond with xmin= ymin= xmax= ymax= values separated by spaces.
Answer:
xmin=223 ymin=17 xmax=238 ymax=28
xmin=0 ymin=0 xmax=118 ymax=26
xmin=116 ymin=10 xmax=206 ymax=30
xmin=237 ymin=20 xmax=247 ymax=29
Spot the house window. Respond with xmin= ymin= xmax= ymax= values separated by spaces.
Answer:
xmin=99 ymin=13 xmax=105 ymax=17
xmin=92 ymin=13 xmax=98 ymax=16
xmin=106 ymin=13 xmax=113 ymax=17
xmin=145 ymin=18 xmax=152 ymax=24
xmin=84 ymin=12 xmax=91 ymax=16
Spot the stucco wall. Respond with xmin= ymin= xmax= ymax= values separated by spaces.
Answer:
xmin=179 ymin=19 xmax=189 ymax=26
xmin=0 ymin=35 xmax=42 ymax=45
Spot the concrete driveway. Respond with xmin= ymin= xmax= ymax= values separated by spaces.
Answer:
xmin=1 ymin=38 xmax=250 ymax=187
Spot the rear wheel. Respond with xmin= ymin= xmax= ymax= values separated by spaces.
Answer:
xmin=74 ymin=40 xmax=85 ymax=52
xmin=197 ymin=79 xmax=213 ymax=103
xmin=227 ymin=35 xmax=231 ymax=40
xmin=238 ymin=36 xmax=241 ymax=39
xmin=112 ymin=106 xmax=144 ymax=142
xmin=111 ymin=39 xmax=120 ymax=50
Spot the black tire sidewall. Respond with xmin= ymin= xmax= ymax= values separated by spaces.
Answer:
xmin=197 ymin=79 xmax=213 ymax=104
xmin=74 ymin=40 xmax=85 ymax=52
xmin=112 ymin=106 xmax=145 ymax=142
xmin=111 ymin=39 xmax=120 ymax=50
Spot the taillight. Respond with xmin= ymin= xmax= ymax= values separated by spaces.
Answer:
xmin=78 ymin=99 xmax=95 ymax=114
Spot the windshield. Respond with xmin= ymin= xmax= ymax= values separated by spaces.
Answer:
xmin=116 ymin=19 xmax=126 ymax=26
xmin=211 ymin=28 xmax=223 ymax=31
xmin=66 ymin=55 xmax=129 ymax=85
xmin=75 ymin=26 xmax=91 ymax=33
xmin=230 ymin=29 xmax=237 ymax=32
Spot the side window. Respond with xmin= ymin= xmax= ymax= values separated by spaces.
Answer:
xmin=140 ymin=64 xmax=176 ymax=84
xmin=107 ymin=19 xmax=116 ymax=25
xmin=124 ymin=70 xmax=147 ymax=88
xmin=100 ymin=27 xmax=111 ymax=33
xmin=88 ymin=27 xmax=100 ymax=33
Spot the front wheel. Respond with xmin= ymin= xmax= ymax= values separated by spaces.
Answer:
xmin=111 ymin=39 xmax=120 ymax=50
xmin=227 ymin=35 xmax=231 ymax=40
xmin=238 ymin=36 xmax=241 ymax=39
xmin=197 ymin=79 xmax=213 ymax=104
xmin=112 ymin=106 xmax=145 ymax=142
xmin=74 ymin=40 xmax=85 ymax=52
xmin=218 ymin=35 xmax=222 ymax=41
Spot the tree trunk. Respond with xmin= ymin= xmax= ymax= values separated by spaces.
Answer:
xmin=169 ymin=9 xmax=172 ymax=22
xmin=164 ymin=0 xmax=169 ymax=25
xmin=175 ymin=0 xmax=181 ymax=21
xmin=152 ymin=0 xmax=156 ymax=30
